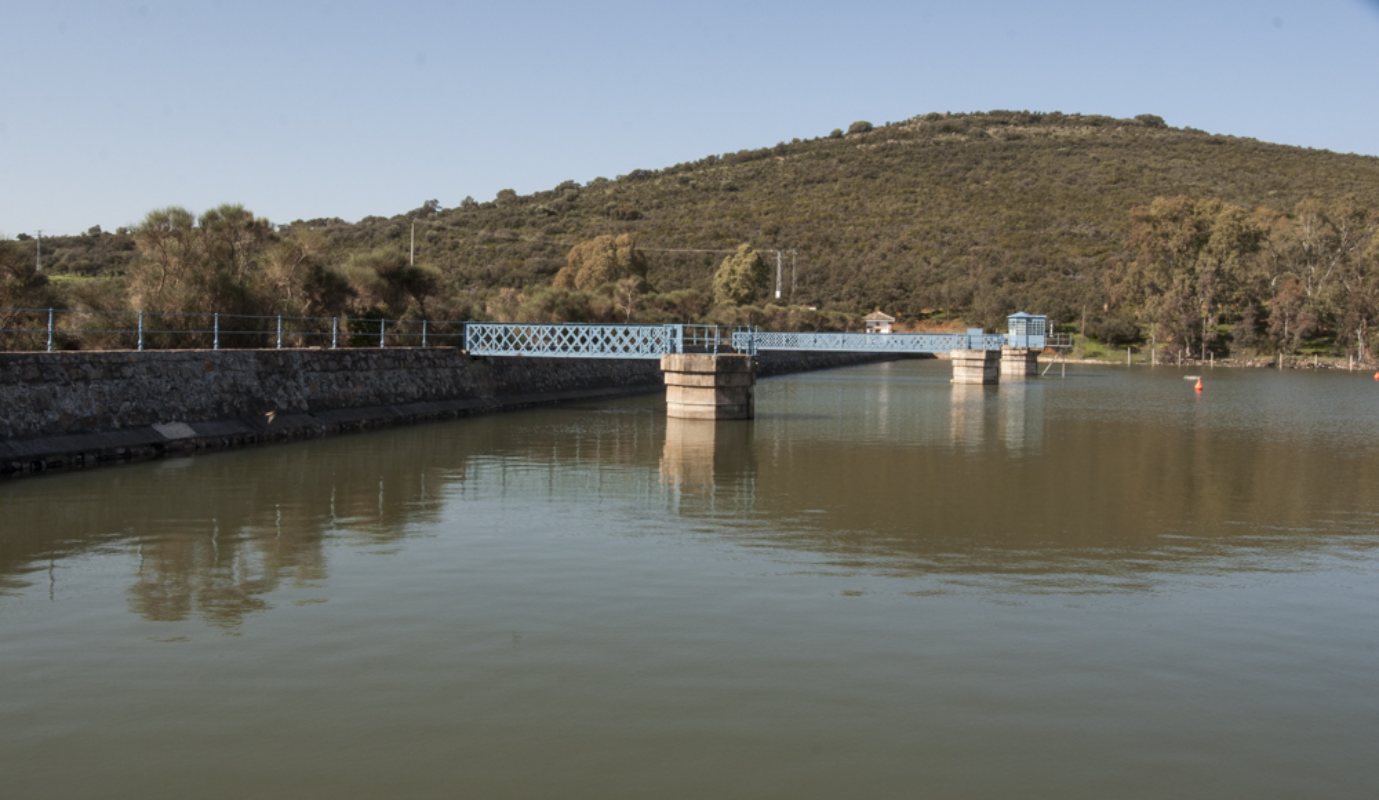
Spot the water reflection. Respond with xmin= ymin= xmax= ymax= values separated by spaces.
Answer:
xmin=0 ymin=405 xmax=669 ymax=626
xmin=1 ymin=430 xmax=454 ymax=627
xmin=948 ymin=383 xmax=991 ymax=450
xmin=947 ymin=382 xmax=1044 ymax=455
xmin=750 ymin=420 xmax=1379 ymax=588
xmin=659 ymin=417 xmax=757 ymax=515
xmin=3 ymin=366 xmax=1379 ymax=624
xmin=999 ymin=381 xmax=1044 ymax=455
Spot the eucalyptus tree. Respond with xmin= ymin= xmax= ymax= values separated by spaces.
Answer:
xmin=712 ymin=244 xmax=768 ymax=306
xmin=1264 ymin=198 xmax=1374 ymax=354
xmin=1124 ymin=196 xmax=1264 ymax=358
xmin=553 ymin=233 xmax=648 ymax=291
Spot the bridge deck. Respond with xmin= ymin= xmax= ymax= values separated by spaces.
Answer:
xmin=736 ymin=330 xmax=1007 ymax=354
xmin=464 ymin=322 xmax=1045 ymax=359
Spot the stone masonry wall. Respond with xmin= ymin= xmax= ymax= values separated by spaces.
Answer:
xmin=0 ymin=348 xmax=898 ymax=476
xmin=0 ymin=349 xmax=663 ymax=440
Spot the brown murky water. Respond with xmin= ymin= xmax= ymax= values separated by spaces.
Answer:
xmin=3 ymin=360 xmax=1378 ymax=798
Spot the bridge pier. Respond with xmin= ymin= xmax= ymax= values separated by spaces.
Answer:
xmin=1000 ymin=347 xmax=1040 ymax=379
xmin=950 ymin=349 xmax=1001 ymax=384
xmin=660 ymin=354 xmax=755 ymax=420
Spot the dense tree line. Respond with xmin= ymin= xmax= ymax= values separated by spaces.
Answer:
xmin=1113 ymin=196 xmax=1379 ymax=359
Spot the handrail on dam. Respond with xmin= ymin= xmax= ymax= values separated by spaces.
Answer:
xmin=0 ymin=307 xmax=465 ymax=352
xmin=464 ymin=318 xmax=1045 ymax=358
xmin=0 ymin=307 xmax=1047 ymax=357
xmin=462 ymin=323 xmax=757 ymax=359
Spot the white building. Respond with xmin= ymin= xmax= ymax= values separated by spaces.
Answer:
xmin=864 ymin=310 xmax=895 ymax=334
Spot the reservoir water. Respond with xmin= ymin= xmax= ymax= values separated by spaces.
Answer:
xmin=2 ymin=360 xmax=1378 ymax=798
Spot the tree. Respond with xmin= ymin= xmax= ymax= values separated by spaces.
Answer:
xmin=0 ymin=239 xmax=59 ymax=348
xmin=1196 ymin=203 xmax=1266 ymax=356
xmin=0 ymin=239 xmax=55 ymax=306
xmin=196 ymin=204 xmax=274 ymax=311
xmin=1334 ymin=210 xmax=1379 ymax=360
xmin=613 ymin=276 xmax=642 ymax=322
xmin=712 ymin=244 xmax=768 ymax=306
xmin=1345 ymin=230 xmax=1379 ymax=358
xmin=345 ymin=247 xmax=440 ymax=318
xmin=1123 ymin=197 xmax=1263 ymax=358
xmin=126 ymin=206 xmax=200 ymax=311
xmin=264 ymin=228 xmax=355 ymax=316
xmin=553 ymin=234 xmax=648 ymax=291
xmin=1264 ymin=198 xmax=1374 ymax=354
xmin=126 ymin=204 xmax=278 ymax=316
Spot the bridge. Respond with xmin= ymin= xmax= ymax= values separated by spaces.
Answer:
xmin=463 ymin=312 xmax=1046 ymax=359
xmin=464 ymin=313 xmax=1052 ymax=420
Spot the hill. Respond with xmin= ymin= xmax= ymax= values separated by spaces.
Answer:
xmin=319 ymin=111 xmax=1379 ymax=325
xmin=10 ymin=111 xmax=1379 ymax=352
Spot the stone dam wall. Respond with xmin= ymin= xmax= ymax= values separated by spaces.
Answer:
xmin=0 ymin=348 xmax=899 ymax=477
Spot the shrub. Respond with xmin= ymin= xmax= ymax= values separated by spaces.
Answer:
xmin=1087 ymin=314 xmax=1141 ymax=346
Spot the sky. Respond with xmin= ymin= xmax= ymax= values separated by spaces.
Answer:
xmin=2 ymin=0 xmax=1378 ymax=236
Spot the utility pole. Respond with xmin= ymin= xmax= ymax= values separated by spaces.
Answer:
xmin=410 ymin=221 xmax=416 ymax=267
xmin=774 ymin=250 xmax=782 ymax=301
xmin=790 ymin=250 xmax=797 ymax=302
xmin=35 ymin=229 xmax=42 ymax=273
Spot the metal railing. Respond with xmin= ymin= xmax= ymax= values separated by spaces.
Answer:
xmin=0 ymin=308 xmax=466 ymax=352
xmin=1 ymin=307 xmax=1051 ymax=358
xmin=463 ymin=322 xmax=675 ymax=359
xmin=737 ymin=329 xmax=1009 ymax=354
xmin=463 ymin=323 xmax=758 ymax=359
xmin=675 ymin=325 xmax=758 ymax=355
xmin=1045 ymin=332 xmax=1074 ymax=350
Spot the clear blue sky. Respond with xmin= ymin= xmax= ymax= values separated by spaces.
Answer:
xmin=3 ymin=0 xmax=1378 ymax=236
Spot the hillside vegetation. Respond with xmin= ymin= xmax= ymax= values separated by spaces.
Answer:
xmin=7 ymin=111 xmax=1379 ymax=358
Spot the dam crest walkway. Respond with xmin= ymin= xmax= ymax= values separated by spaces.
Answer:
xmin=464 ymin=313 xmax=1049 ymax=360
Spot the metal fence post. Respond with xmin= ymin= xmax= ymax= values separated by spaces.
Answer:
xmin=137 ymin=311 xmax=144 ymax=352
xmin=276 ymin=316 xmax=283 ymax=349
xmin=421 ymin=319 xmax=428 ymax=349
xmin=214 ymin=313 xmax=220 ymax=350
xmin=331 ymin=317 xmax=338 ymax=349
xmin=379 ymin=319 xmax=386 ymax=348
xmin=46 ymin=308 xmax=54 ymax=352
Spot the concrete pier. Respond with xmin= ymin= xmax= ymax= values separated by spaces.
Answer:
xmin=1000 ymin=347 xmax=1040 ymax=379
xmin=660 ymin=354 xmax=755 ymax=420
xmin=950 ymin=349 xmax=1001 ymax=385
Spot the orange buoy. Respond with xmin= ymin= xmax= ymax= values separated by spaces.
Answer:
xmin=1373 ymin=371 xmax=1379 ymax=381
xmin=1194 ymin=378 xmax=1204 ymax=393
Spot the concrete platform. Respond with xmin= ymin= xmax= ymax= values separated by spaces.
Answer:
xmin=660 ymin=354 xmax=756 ymax=420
